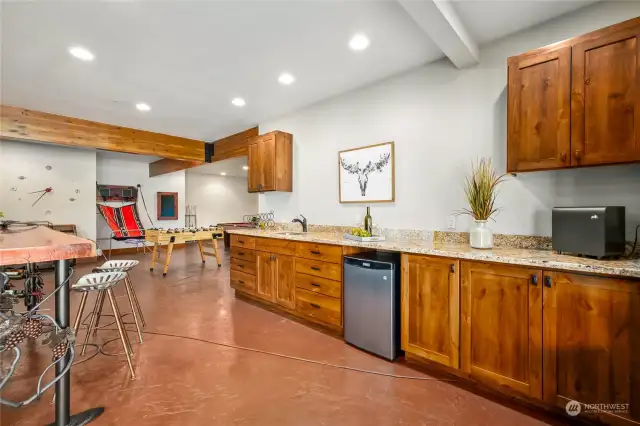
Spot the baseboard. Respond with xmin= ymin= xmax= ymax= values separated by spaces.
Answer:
xmin=104 ymin=243 xmax=186 ymax=256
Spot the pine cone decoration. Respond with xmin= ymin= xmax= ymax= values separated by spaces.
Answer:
xmin=3 ymin=329 xmax=26 ymax=350
xmin=52 ymin=341 xmax=68 ymax=361
xmin=22 ymin=319 xmax=43 ymax=339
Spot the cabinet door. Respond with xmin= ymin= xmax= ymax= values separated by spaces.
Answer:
xmin=572 ymin=24 xmax=640 ymax=165
xmin=401 ymin=254 xmax=460 ymax=368
xmin=274 ymin=254 xmax=295 ymax=309
xmin=256 ymin=252 xmax=275 ymax=302
xmin=247 ymin=142 xmax=261 ymax=192
xmin=543 ymin=272 xmax=640 ymax=424
xmin=507 ymin=46 xmax=571 ymax=172
xmin=461 ymin=262 xmax=542 ymax=398
xmin=258 ymin=136 xmax=276 ymax=191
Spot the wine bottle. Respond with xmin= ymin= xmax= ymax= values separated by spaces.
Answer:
xmin=364 ymin=206 xmax=372 ymax=235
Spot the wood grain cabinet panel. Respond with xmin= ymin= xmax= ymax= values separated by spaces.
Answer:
xmin=230 ymin=257 xmax=256 ymax=276
xmin=296 ymin=288 xmax=341 ymax=327
xmin=274 ymin=254 xmax=296 ymax=309
xmin=255 ymin=237 xmax=297 ymax=256
xmin=230 ymin=235 xmax=255 ymax=249
xmin=247 ymin=131 xmax=292 ymax=193
xmin=461 ymin=261 xmax=543 ymax=398
xmin=543 ymin=271 xmax=640 ymax=424
xmin=230 ymin=270 xmax=256 ymax=294
xmin=230 ymin=247 xmax=255 ymax=263
xmin=296 ymin=242 xmax=343 ymax=264
xmin=295 ymin=272 xmax=342 ymax=298
xmin=572 ymin=25 xmax=640 ymax=166
xmin=256 ymin=252 xmax=276 ymax=302
xmin=295 ymin=258 xmax=342 ymax=282
xmin=507 ymin=46 xmax=571 ymax=172
xmin=401 ymin=254 xmax=460 ymax=368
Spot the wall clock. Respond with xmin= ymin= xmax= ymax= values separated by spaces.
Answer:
xmin=29 ymin=187 xmax=53 ymax=207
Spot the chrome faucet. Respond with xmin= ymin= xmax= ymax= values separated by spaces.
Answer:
xmin=291 ymin=214 xmax=308 ymax=232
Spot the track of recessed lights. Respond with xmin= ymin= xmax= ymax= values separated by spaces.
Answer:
xmin=68 ymin=32 xmax=369 ymax=114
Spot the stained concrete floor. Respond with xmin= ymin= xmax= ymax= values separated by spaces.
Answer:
xmin=1 ymin=245 xmax=570 ymax=425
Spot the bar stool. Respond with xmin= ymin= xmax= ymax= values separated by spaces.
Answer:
xmin=90 ymin=260 xmax=145 ymax=346
xmin=71 ymin=271 xmax=136 ymax=378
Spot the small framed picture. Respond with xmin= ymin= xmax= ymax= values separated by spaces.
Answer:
xmin=338 ymin=141 xmax=395 ymax=203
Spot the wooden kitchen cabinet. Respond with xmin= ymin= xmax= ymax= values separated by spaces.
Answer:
xmin=256 ymin=251 xmax=296 ymax=308
xmin=401 ymin=254 xmax=460 ymax=369
xmin=507 ymin=46 xmax=571 ymax=172
xmin=461 ymin=261 xmax=543 ymax=398
xmin=507 ymin=17 xmax=640 ymax=173
xmin=571 ymin=23 xmax=640 ymax=166
xmin=247 ymin=131 xmax=292 ymax=193
xmin=543 ymin=271 xmax=640 ymax=424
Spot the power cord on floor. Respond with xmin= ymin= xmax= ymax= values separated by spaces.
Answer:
xmin=140 ymin=330 xmax=459 ymax=382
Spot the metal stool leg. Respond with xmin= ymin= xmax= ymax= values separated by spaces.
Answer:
xmin=92 ymin=291 xmax=107 ymax=338
xmin=82 ymin=291 xmax=103 ymax=356
xmin=123 ymin=277 xmax=143 ymax=344
xmin=72 ymin=292 xmax=89 ymax=351
xmin=126 ymin=275 xmax=146 ymax=327
xmin=106 ymin=288 xmax=136 ymax=379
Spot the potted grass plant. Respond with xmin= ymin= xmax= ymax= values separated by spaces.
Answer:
xmin=460 ymin=158 xmax=505 ymax=249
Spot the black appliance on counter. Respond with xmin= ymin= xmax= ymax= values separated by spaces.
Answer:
xmin=552 ymin=206 xmax=626 ymax=259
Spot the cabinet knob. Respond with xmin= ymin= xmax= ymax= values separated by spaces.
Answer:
xmin=450 ymin=264 xmax=455 ymax=273
xmin=544 ymin=276 xmax=552 ymax=288
xmin=531 ymin=274 xmax=538 ymax=286
xmin=574 ymin=150 xmax=582 ymax=161
xmin=560 ymin=152 xmax=567 ymax=163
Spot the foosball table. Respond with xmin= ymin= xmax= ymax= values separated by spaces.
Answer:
xmin=145 ymin=227 xmax=223 ymax=276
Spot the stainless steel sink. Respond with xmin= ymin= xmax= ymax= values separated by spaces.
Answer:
xmin=275 ymin=232 xmax=307 ymax=236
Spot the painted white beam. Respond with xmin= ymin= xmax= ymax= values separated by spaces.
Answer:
xmin=397 ymin=0 xmax=479 ymax=69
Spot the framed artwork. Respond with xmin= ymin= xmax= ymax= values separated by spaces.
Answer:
xmin=338 ymin=141 xmax=395 ymax=203
xmin=157 ymin=192 xmax=178 ymax=220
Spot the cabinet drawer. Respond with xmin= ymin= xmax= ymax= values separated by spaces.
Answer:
xmin=230 ymin=247 xmax=256 ymax=262
xmin=296 ymin=289 xmax=341 ymax=327
xmin=296 ymin=242 xmax=342 ymax=264
xmin=255 ymin=237 xmax=297 ymax=256
xmin=230 ymin=270 xmax=256 ymax=294
xmin=230 ymin=257 xmax=256 ymax=275
xmin=295 ymin=272 xmax=341 ymax=299
xmin=230 ymin=235 xmax=255 ymax=249
xmin=295 ymin=258 xmax=342 ymax=281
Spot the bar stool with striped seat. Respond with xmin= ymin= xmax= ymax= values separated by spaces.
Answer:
xmin=71 ymin=271 xmax=136 ymax=378
xmin=89 ymin=260 xmax=145 ymax=346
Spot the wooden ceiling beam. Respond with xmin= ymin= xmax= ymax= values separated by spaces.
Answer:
xmin=148 ymin=126 xmax=259 ymax=177
xmin=0 ymin=105 xmax=206 ymax=161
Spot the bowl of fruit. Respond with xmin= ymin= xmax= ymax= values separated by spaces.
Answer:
xmin=343 ymin=228 xmax=385 ymax=242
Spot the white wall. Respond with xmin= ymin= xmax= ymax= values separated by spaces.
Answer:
xmin=0 ymin=140 xmax=97 ymax=239
xmin=186 ymin=172 xmax=258 ymax=226
xmin=259 ymin=1 xmax=640 ymax=239
xmin=96 ymin=156 xmax=185 ymax=249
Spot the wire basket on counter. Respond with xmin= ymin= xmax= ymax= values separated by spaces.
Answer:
xmin=243 ymin=211 xmax=275 ymax=229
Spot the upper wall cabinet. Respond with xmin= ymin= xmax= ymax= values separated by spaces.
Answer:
xmin=248 ymin=131 xmax=293 ymax=193
xmin=507 ymin=17 xmax=640 ymax=173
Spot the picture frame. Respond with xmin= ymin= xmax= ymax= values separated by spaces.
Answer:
xmin=157 ymin=192 xmax=178 ymax=220
xmin=338 ymin=141 xmax=395 ymax=203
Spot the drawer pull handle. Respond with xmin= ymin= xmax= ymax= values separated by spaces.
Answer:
xmin=238 ymin=252 xmax=245 ymax=256
xmin=238 ymin=240 xmax=244 ymax=244
xmin=238 ymin=265 xmax=244 ymax=268
xmin=310 ymin=250 xmax=321 ymax=255
xmin=238 ymin=280 xmax=245 ymax=284
xmin=311 ymin=266 xmax=321 ymax=271
xmin=311 ymin=283 xmax=321 ymax=287
xmin=310 ymin=303 xmax=321 ymax=308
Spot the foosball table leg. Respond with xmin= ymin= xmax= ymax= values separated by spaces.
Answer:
xmin=211 ymin=235 xmax=221 ymax=267
xmin=163 ymin=239 xmax=175 ymax=276
xmin=197 ymin=241 xmax=206 ymax=264
xmin=150 ymin=242 xmax=159 ymax=271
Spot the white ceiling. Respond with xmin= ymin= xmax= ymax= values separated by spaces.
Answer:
xmin=1 ymin=0 xmax=597 ymax=143
xmin=188 ymin=156 xmax=249 ymax=178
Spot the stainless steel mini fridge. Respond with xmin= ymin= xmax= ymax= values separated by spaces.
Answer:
xmin=343 ymin=251 xmax=401 ymax=361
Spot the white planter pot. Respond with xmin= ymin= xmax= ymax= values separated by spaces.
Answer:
xmin=470 ymin=220 xmax=493 ymax=249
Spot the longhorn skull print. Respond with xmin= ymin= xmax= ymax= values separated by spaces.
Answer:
xmin=340 ymin=152 xmax=391 ymax=196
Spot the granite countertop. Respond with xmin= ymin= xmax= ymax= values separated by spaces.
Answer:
xmin=227 ymin=229 xmax=640 ymax=279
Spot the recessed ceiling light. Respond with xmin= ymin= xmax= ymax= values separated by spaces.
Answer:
xmin=242 ymin=166 xmax=249 ymax=170
xmin=231 ymin=98 xmax=246 ymax=107
xmin=349 ymin=33 xmax=370 ymax=51
xmin=278 ymin=73 xmax=296 ymax=85
xmin=68 ymin=46 xmax=95 ymax=61
xmin=136 ymin=103 xmax=151 ymax=112
xmin=220 ymin=172 xmax=227 ymax=176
